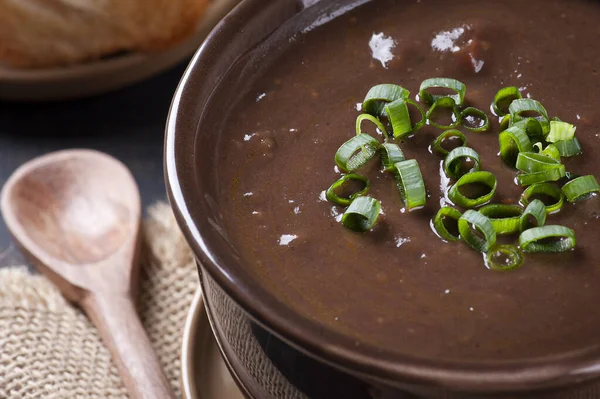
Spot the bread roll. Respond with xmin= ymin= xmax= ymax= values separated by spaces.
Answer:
xmin=0 ymin=0 xmax=209 ymax=68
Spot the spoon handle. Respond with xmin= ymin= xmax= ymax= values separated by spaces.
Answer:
xmin=82 ymin=293 xmax=175 ymax=399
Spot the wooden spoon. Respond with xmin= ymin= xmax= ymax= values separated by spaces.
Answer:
xmin=1 ymin=149 xmax=175 ymax=399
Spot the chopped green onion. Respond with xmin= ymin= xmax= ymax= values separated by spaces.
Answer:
xmin=394 ymin=160 xmax=427 ymax=210
xmin=326 ymin=174 xmax=370 ymax=206
xmin=513 ymin=118 xmax=544 ymax=144
xmin=342 ymin=196 xmax=381 ymax=232
xmin=419 ymin=78 xmax=466 ymax=106
xmin=541 ymin=144 xmax=561 ymax=160
xmin=517 ymin=167 xmax=566 ymax=186
xmin=380 ymin=143 xmax=405 ymax=172
xmin=521 ymin=183 xmax=564 ymax=214
xmin=520 ymin=199 xmax=547 ymax=232
xmin=547 ymin=121 xmax=576 ymax=143
xmin=362 ymin=84 xmax=410 ymax=116
xmin=448 ymin=171 xmax=497 ymax=208
xmin=499 ymin=115 xmax=511 ymax=131
xmin=554 ymin=138 xmax=583 ymax=157
xmin=385 ymin=99 xmax=425 ymax=139
xmin=433 ymin=207 xmax=462 ymax=241
xmin=492 ymin=86 xmax=522 ymax=117
xmin=519 ymin=225 xmax=576 ymax=253
xmin=562 ymin=175 xmax=600 ymax=202
xmin=461 ymin=107 xmax=490 ymax=132
xmin=355 ymin=114 xmax=387 ymax=136
xmin=335 ymin=133 xmax=379 ymax=173
xmin=458 ymin=210 xmax=497 ymax=252
xmin=444 ymin=147 xmax=481 ymax=179
xmin=426 ymin=97 xmax=461 ymax=129
xmin=479 ymin=204 xmax=523 ymax=235
xmin=431 ymin=129 xmax=467 ymax=156
xmin=515 ymin=152 xmax=563 ymax=174
xmin=485 ymin=245 xmax=524 ymax=271
xmin=509 ymin=98 xmax=550 ymax=134
xmin=499 ymin=124 xmax=533 ymax=167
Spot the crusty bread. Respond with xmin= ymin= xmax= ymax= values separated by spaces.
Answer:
xmin=0 ymin=0 xmax=209 ymax=68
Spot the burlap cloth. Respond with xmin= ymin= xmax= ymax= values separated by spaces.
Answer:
xmin=0 ymin=202 xmax=198 ymax=399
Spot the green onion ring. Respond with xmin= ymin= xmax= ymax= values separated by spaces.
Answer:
xmin=485 ymin=245 xmax=524 ymax=271
xmin=433 ymin=207 xmax=462 ymax=241
xmin=492 ymin=86 xmax=522 ymax=117
xmin=499 ymin=124 xmax=533 ymax=167
xmin=394 ymin=160 xmax=427 ymax=210
xmin=512 ymin=118 xmax=545 ymax=144
xmin=362 ymin=84 xmax=410 ymax=116
xmin=461 ymin=107 xmax=490 ymax=132
xmin=355 ymin=114 xmax=388 ymax=137
xmin=444 ymin=147 xmax=481 ymax=179
xmin=419 ymin=77 xmax=467 ymax=106
xmin=458 ymin=210 xmax=497 ymax=252
xmin=520 ymin=199 xmax=547 ymax=232
xmin=562 ymin=175 xmax=600 ymax=202
xmin=517 ymin=166 xmax=566 ymax=186
xmin=499 ymin=114 xmax=511 ymax=131
xmin=426 ymin=97 xmax=461 ymax=129
xmin=520 ymin=183 xmax=564 ymax=214
xmin=541 ymin=144 xmax=561 ymax=161
xmin=384 ymin=99 xmax=426 ymax=139
xmin=554 ymin=138 xmax=583 ymax=157
xmin=335 ymin=133 xmax=379 ymax=173
xmin=519 ymin=225 xmax=576 ymax=253
xmin=448 ymin=171 xmax=497 ymax=208
xmin=516 ymin=152 xmax=563 ymax=174
xmin=380 ymin=143 xmax=405 ymax=172
xmin=342 ymin=196 xmax=381 ymax=232
xmin=326 ymin=174 xmax=370 ymax=207
xmin=547 ymin=121 xmax=576 ymax=143
xmin=479 ymin=204 xmax=523 ymax=235
xmin=509 ymin=98 xmax=550 ymax=135
xmin=431 ymin=129 xmax=467 ymax=156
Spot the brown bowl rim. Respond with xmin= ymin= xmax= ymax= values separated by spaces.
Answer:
xmin=165 ymin=0 xmax=600 ymax=393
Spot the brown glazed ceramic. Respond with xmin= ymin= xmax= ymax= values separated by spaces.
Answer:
xmin=165 ymin=0 xmax=600 ymax=397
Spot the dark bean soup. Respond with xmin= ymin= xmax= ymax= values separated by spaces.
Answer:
xmin=215 ymin=0 xmax=600 ymax=360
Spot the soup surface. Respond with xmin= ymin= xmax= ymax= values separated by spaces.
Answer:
xmin=215 ymin=0 xmax=600 ymax=360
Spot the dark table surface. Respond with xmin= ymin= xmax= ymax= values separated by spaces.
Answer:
xmin=0 ymin=62 xmax=188 ymax=269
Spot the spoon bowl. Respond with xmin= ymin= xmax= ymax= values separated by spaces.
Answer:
xmin=1 ymin=149 xmax=174 ymax=399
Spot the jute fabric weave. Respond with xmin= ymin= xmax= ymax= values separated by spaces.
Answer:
xmin=0 ymin=202 xmax=198 ymax=399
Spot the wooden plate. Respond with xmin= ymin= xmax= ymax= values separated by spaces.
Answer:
xmin=181 ymin=289 xmax=246 ymax=399
xmin=0 ymin=0 xmax=239 ymax=102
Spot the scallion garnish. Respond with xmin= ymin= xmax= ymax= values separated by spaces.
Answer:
xmin=443 ymin=147 xmax=481 ymax=179
xmin=431 ymin=129 xmax=467 ymax=156
xmin=335 ymin=133 xmax=379 ymax=173
xmin=515 ymin=152 xmax=564 ymax=174
xmin=499 ymin=114 xmax=511 ymax=131
xmin=509 ymin=98 xmax=550 ymax=134
xmin=479 ymin=204 xmax=523 ymax=235
xmin=520 ymin=199 xmax=547 ymax=232
xmin=562 ymin=175 xmax=600 ymax=202
xmin=520 ymin=183 xmax=564 ymax=214
xmin=448 ymin=171 xmax=497 ymax=208
xmin=394 ymin=160 xmax=426 ymax=210
xmin=517 ymin=167 xmax=566 ymax=186
xmin=461 ymin=107 xmax=490 ymax=132
xmin=426 ymin=97 xmax=461 ymax=129
xmin=546 ymin=121 xmax=576 ymax=143
xmin=385 ymin=99 xmax=425 ymax=139
xmin=362 ymin=84 xmax=410 ymax=116
xmin=326 ymin=174 xmax=370 ymax=206
xmin=519 ymin=225 xmax=576 ymax=253
xmin=554 ymin=138 xmax=583 ymax=157
xmin=499 ymin=124 xmax=533 ymax=167
xmin=541 ymin=144 xmax=561 ymax=161
xmin=485 ymin=245 xmax=524 ymax=271
xmin=356 ymin=114 xmax=387 ymax=137
xmin=458 ymin=210 xmax=496 ymax=252
xmin=492 ymin=86 xmax=522 ymax=117
xmin=514 ymin=118 xmax=545 ymax=144
xmin=433 ymin=207 xmax=462 ymax=241
xmin=419 ymin=78 xmax=466 ymax=106
xmin=342 ymin=196 xmax=381 ymax=232
xmin=380 ymin=143 xmax=405 ymax=172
